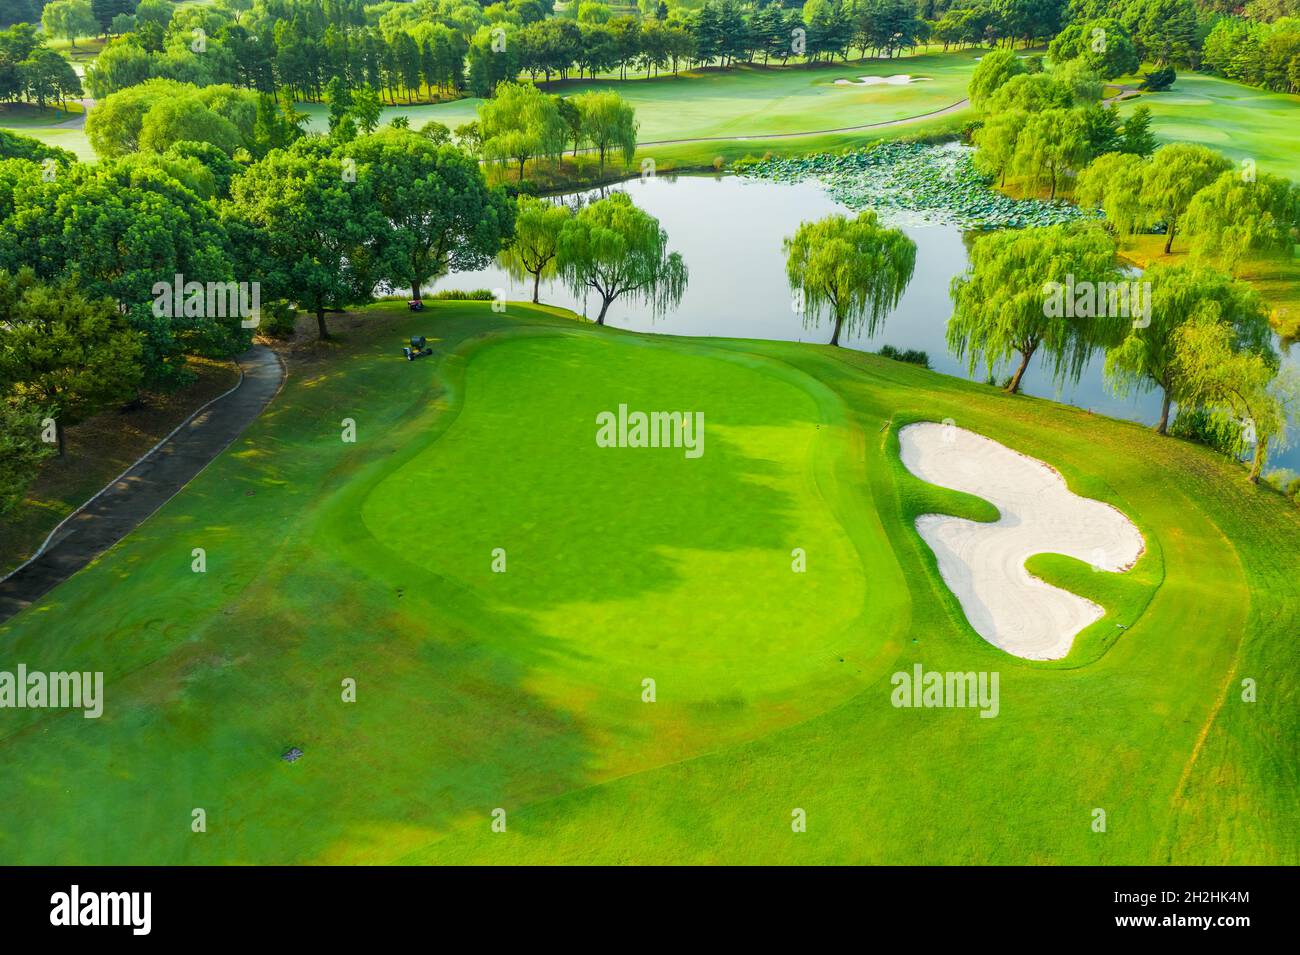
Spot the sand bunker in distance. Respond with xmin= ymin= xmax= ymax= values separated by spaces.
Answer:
xmin=833 ymin=74 xmax=930 ymax=86
xmin=898 ymin=422 xmax=1144 ymax=660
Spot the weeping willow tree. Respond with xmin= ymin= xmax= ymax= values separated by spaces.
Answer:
xmin=1075 ymin=152 xmax=1151 ymax=236
xmin=1170 ymin=316 xmax=1293 ymax=483
xmin=1105 ymin=263 xmax=1275 ymax=434
xmin=1183 ymin=171 xmax=1300 ymax=277
xmin=783 ymin=211 xmax=917 ymax=348
xmin=556 ymin=191 xmax=688 ymax=325
xmin=1141 ymin=143 xmax=1232 ymax=254
xmin=947 ymin=223 xmax=1126 ymax=395
xmin=498 ymin=196 xmax=572 ymax=304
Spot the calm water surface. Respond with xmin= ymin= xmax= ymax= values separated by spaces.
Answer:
xmin=435 ymin=174 xmax=1298 ymax=472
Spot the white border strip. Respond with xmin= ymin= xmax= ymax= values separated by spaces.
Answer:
xmin=0 ymin=348 xmax=286 ymax=587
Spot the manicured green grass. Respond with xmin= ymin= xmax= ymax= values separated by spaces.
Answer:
xmin=2 ymin=125 xmax=95 ymax=161
xmin=0 ymin=301 xmax=1295 ymax=864
xmin=0 ymin=102 xmax=84 ymax=128
xmin=1 ymin=51 xmax=974 ymax=164
xmin=299 ymin=50 xmax=980 ymax=143
xmin=1116 ymin=73 xmax=1300 ymax=181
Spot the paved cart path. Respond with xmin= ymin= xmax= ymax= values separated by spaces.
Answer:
xmin=0 ymin=345 xmax=285 ymax=625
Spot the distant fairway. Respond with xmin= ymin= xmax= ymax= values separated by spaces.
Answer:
xmin=0 ymin=125 xmax=95 ymax=161
xmin=297 ymin=50 xmax=981 ymax=143
xmin=0 ymin=302 xmax=1295 ymax=865
xmin=1117 ymin=73 xmax=1300 ymax=180
xmin=0 ymin=103 xmax=95 ymax=161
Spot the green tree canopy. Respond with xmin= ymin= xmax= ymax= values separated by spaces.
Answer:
xmin=1141 ymin=144 xmax=1235 ymax=253
xmin=339 ymin=128 xmax=515 ymax=303
xmin=556 ymin=191 xmax=687 ymax=325
xmin=41 ymin=0 xmax=98 ymax=51
xmin=139 ymin=96 xmax=243 ymax=156
xmin=574 ymin=89 xmax=638 ymax=173
xmin=1008 ymin=107 xmax=1089 ymax=199
xmin=973 ymin=108 xmax=1027 ymax=187
xmin=478 ymin=81 xmax=566 ymax=180
xmin=948 ymin=224 xmax=1126 ymax=394
xmin=969 ymin=48 xmax=1026 ymax=109
xmin=0 ymin=269 xmax=143 ymax=454
xmin=1076 ymin=152 xmax=1152 ymax=235
xmin=1170 ymin=314 xmax=1295 ymax=482
xmin=985 ymin=73 xmax=1074 ymax=114
xmin=784 ymin=210 xmax=917 ymax=347
xmin=1184 ymin=170 xmax=1300 ymax=276
xmin=0 ymin=397 xmax=56 ymax=515
xmin=1047 ymin=18 xmax=1140 ymax=79
xmin=226 ymin=144 xmax=389 ymax=339
xmin=498 ymin=195 xmax=572 ymax=303
xmin=87 ymin=80 xmax=261 ymax=158
xmin=1 ymin=157 xmax=244 ymax=388
xmin=1105 ymin=263 xmax=1275 ymax=433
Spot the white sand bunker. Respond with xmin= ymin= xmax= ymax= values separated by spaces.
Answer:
xmin=834 ymin=74 xmax=929 ymax=86
xmin=898 ymin=422 xmax=1143 ymax=660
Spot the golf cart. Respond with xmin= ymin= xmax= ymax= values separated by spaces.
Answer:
xmin=403 ymin=335 xmax=433 ymax=361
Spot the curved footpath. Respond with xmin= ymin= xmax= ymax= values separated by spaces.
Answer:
xmin=0 ymin=344 xmax=285 ymax=625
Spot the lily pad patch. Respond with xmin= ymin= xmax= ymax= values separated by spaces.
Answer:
xmin=739 ymin=141 xmax=1097 ymax=230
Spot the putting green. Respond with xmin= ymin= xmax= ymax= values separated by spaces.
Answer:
xmin=0 ymin=303 xmax=1295 ymax=865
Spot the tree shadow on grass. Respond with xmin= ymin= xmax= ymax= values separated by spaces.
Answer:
xmin=0 ymin=312 xmax=873 ymax=863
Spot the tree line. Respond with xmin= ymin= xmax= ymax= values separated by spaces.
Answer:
xmin=54 ymin=0 xmax=1075 ymax=104
xmin=962 ymin=38 xmax=1298 ymax=480
xmin=83 ymin=70 xmax=643 ymax=186
xmin=780 ymin=184 xmax=1294 ymax=483
xmin=16 ymin=0 xmax=1300 ymax=108
xmin=1202 ymin=12 xmax=1300 ymax=94
xmin=0 ymin=102 xmax=692 ymax=511
xmin=0 ymin=22 xmax=83 ymax=110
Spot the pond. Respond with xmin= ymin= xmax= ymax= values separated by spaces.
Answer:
xmin=434 ymin=173 xmax=1299 ymax=473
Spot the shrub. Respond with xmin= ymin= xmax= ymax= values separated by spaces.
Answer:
xmin=1170 ymin=406 xmax=1244 ymax=457
xmin=1141 ymin=66 xmax=1176 ymax=92
xmin=878 ymin=345 xmax=931 ymax=368
xmin=261 ymin=302 xmax=297 ymax=339
xmin=430 ymin=289 xmax=495 ymax=301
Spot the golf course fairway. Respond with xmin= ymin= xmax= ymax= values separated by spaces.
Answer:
xmin=0 ymin=302 xmax=1295 ymax=865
